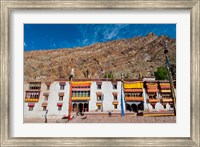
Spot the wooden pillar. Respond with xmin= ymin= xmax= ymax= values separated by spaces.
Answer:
xmin=82 ymin=103 xmax=84 ymax=112
xmin=76 ymin=103 xmax=78 ymax=113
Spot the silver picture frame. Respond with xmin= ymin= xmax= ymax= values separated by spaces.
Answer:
xmin=0 ymin=0 xmax=199 ymax=146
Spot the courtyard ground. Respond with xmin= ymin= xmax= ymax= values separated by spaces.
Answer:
xmin=24 ymin=114 xmax=176 ymax=123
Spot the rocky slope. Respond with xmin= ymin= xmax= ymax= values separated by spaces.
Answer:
xmin=24 ymin=32 xmax=176 ymax=81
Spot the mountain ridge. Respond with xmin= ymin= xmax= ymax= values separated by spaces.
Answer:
xmin=24 ymin=33 xmax=176 ymax=81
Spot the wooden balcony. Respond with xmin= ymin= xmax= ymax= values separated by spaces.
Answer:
xmin=160 ymin=90 xmax=171 ymax=93
xmin=161 ymin=98 xmax=173 ymax=103
xmin=96 ymin=101 xmax=102 ymax=106
xmin=125 ymin=97 xmax=144 ymax=101
xmin=112 ymin=100 xmax=119 ymax=105
xmin=147 ymin=89 xmax=158 ymax=93
xmin=124 ymin=89 xmax=143 ymax=92
xmin=148 ymin=99 xmax=160 ymax=103
xmin=72 ymin=88 xmax=90 ymax=91
xmin=25 ymin=98 xmax=39 ymax=102
xmin=72 ymin=97 xmax=90 ymax=101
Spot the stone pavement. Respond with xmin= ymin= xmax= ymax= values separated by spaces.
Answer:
xmin=24 ymin=115 xmax=175 ymax=123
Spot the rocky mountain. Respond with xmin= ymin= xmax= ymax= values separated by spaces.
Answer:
xmin=24 ymin=32 xmax=176 ymax=81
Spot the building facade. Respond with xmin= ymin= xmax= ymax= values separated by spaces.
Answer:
xmin=24 ymin=77 xmax=176 ymax=118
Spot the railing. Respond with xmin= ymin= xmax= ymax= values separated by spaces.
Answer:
xmin=125 ymin=97 xmax=144 ymax=101
xmin=161 ymin=98 xmax=173 ymax=102
xmin=148 ymin=99 xmax=160 ymax=103
xmin=25 ymin=98 xmax=39 ymax=102
xmin=72 ymin=97 xmax=90 ymax=101
xmin=124 ymin=89 xmax=143 ymax=92
xmin=147 ymin=89 xmax=158 ymax=93
xmin=72 ymin=88 xmax=90 ymax=91
xmin=96 ymin=101 xmax=102 ymax=106
xmin=112 ymin=100 xmax=118 ymax=105
xmin=160 ymin=89 xmax=171 ymax=93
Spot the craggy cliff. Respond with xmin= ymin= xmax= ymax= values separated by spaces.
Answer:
xmin=24 ymin=33 xmax=176 ymax=81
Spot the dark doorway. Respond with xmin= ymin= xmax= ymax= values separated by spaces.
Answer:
xmin=138 ymin=102 xmax=144 ymax=111
xmin=131 ymin=104 xmax=138 ymax=113
xmin=73 ymin=103 xmax=77 ymax=112
xmin=126 ymin=103 xmax=131 ymax=111
xmin=78 ymin=103 xmax=83 ymax=113
xmin=84 ymin=103 xmax=88 ymax=112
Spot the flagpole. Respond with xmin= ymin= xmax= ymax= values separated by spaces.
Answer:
xmin=68 ymin=68 xmax=74 ymax=121
xmin=163 ymin=43 xmax=176 ymax=116
xmin=121 ymin=73 xmax=125 ymax=117
xmin=68 ymin=77 xmax=73 ymax=120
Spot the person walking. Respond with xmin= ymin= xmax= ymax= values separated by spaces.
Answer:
xmin=45 ymin=109 xmax=48 ymax=123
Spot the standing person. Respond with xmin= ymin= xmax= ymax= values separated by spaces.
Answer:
xmin=45 ymin=109 xmax=48 ymax=123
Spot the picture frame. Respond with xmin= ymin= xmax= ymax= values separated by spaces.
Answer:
xmin=0 ymin=0 xmax=199 ymax=146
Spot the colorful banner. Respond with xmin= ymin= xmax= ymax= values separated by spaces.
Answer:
xmin=124 ymin=82 xmax=143 ymax=89
xmin=121 ymin=84 xmax=125 ymax=117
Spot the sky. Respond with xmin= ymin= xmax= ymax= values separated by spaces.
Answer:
xmin=24 ymin=24 xmax=176 ymax=51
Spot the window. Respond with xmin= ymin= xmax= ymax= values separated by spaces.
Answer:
xmin=58 ymin=106 xmax=62 ymax=111
xmin=44 ymin=96 xmax=48 ymax=101
xmin=25 ymin=91 xmax=40 ymax=102
xmin=82 ymin=91 xmax=86 ymax=97
xmin=97 ymin=105 xmax=101 ymax=110
xmin=43 ymin=106 xmax=47 ymax=111
xmin=29 ymin=106 xmax=34 ymax=111
xmin=97 ymin=84 xmax=101 ymax=89
xmin=162 ymin=93 xmax=171 ymax=98
xmin=59 ymin=82 xmax=66 ymax=90
xmin=59 ymin=96 xmax=63 ymax=101
xmin=113 ymin=84 xmax=117 ymax=89
xmin=29 ymin=82 xmax=41 ymax=90
xmin=60 ymin=85 xmax=65 ymax=90
xmin=97 ymin=95 xmax=102 ymax=101
xmin=114 ymin=95 xmax=117 ymax=100
xmin=114 ymin=104 xmax=117 ymax=109
xmin=149 ymin=94 xmax=156 ymax=99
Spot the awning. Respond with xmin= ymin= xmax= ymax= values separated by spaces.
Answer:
xmin=125 ymin=97 xmax=144 ymax=101
xmin=42 ymin=103 xmax=47 ymax=107
xmin=160 ymin=86 xmax=171 ymax=89
xmin=112 ymin=81 xmax=117 ymax=85
xmin=72 ymin=97 xmax=90 ymax=101
xmin=161 ymin=98 xmax=173 ymax=102
xmin=124 ymin=82 xmax=143 ymax=89
xmin=57 ymin=103 xmax=63 ymax=106
xmin=112 ymin=92 xmax=118 ymax=96
xmin=59 ymin=92 xmax=64 ymax=96
xmin=160 ymin=83 xmax=170 ymax=86
xmin=45 ymin=82 xmax=51 ymax=86
xmin=160 ymin=83 xmax=170 ymax=89
xmin=148 ymin=99 xmax=159 ymax=103
xmin=147 ymin=84 xmax=158 ymax=89
xmin=160 ymin=90 xmax=171 ymax=93
xmin=112 ymin=101 xmax=118 ymax=105
xmin=43 ymin=92 xmax=49 ymax=96
xmin=96 ymin=103 xmax=102 ymax=106
xmin=147 ymin=89 xmax=158 ymax=93
xmin=162 ymin=102 xmax=173 ymax=105
xmin=124 ymin=89 xmax=143 ymax=93
xmin=72 ymin=81 xmax=91 ymax=87
xmin=96 ymin=92 xmax=102 ymax=96
xmin=28 ymin=103 xmax=35 ymax=107
xmin=96 ymin=81 xmax=102 ymax=85
xmin=59 ymin=82 xmax=66 ymax=85
xmin=72 ymin=88 xmax=90 ymax=91
xmin=146 ymin=83 xmax=158 ymax=86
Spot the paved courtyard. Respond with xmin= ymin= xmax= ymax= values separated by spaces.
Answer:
xmin=24 ymin=114 xmax=176 ymax=123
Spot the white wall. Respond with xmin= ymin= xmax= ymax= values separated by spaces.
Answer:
xmin=89 ymin=81 xmax=122 ymax=112
xmin=24 ymin=81 xmax=70 ymax=118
